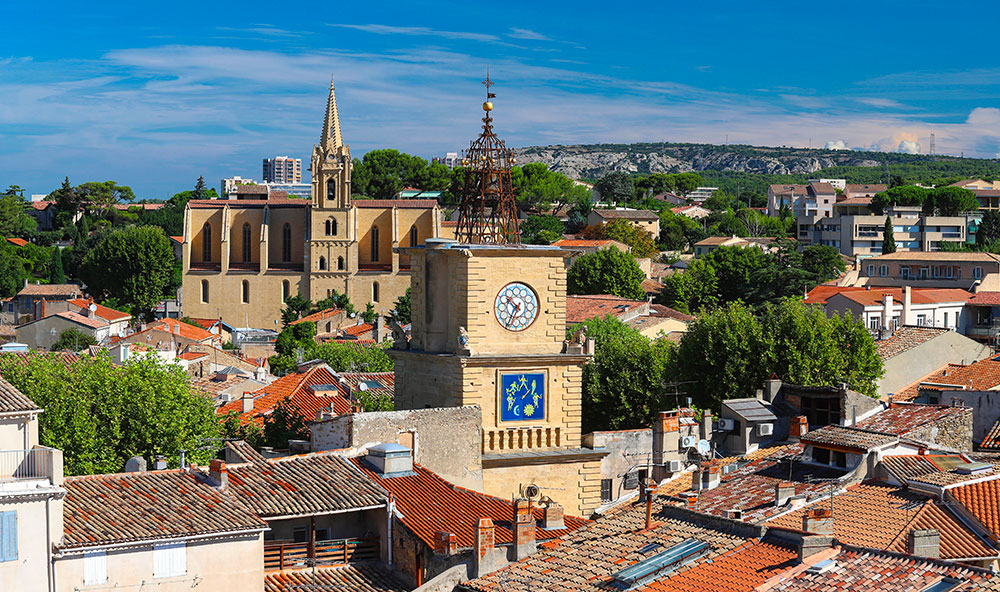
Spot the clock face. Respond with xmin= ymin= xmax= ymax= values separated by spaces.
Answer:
xmin=494 ymin=282 xmax=538 ymax=331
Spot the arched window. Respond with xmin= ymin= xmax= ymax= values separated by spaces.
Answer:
xmin=282 ymin=223 xmax=292 ymax=262
xmin=319 ymin=256 xmax=327 ymax=271
xmin=371 ymin=227 xmax=380 ymax=262
xmin=201 ymin=280 xmax=209 ymax=303
xmin=409 ymin=225 xmax=418 ymax=247
xmin=331 ymin=218 xmax=338 ymax=236
xmin=324 ymin=220 xmax=331 ymax=236
xmin=201 ymin=223 xmax=212 ymax=262
xmin=327 ymin=179 xmax=336 ymax=202
xmin=241 ymin=280 xmax=250 ymax=304
xmin=372 ymin=281 xmax=380 ymax=303
xmin=337 ymin=256 xmax=345 ymax=271
xmin=242 ymin=223 xmax=252 ymax=262
xmin=282 ymin=280 xmax=290 ymax=301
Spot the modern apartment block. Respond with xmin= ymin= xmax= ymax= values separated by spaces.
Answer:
xmin=220 ymin=176 xmax=255 ymax=198
xmin=262 ymin=156 xmax=302 ymax=183
xmin=848 ymin=251 xmax=1000 ymax=291
xmin=797 ymin=205 xmax=970 ymax=255
xmin=767 ymin=181 xmax=837 ymax=217
xmin=432 ymin=152 xmax=461 ymax=169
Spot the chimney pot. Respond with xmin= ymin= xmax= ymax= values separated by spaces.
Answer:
xmin=908 ymin=529 xmax=940 ymax=558
xmin=209 ymin=458 xmax=229 ymax=489
xmin=474 ymin=518 xmax=496 ymax=578
xmin=512 ymin=498 xmax=536 ymax=560
xmin=242 ymin=393 xmax=254 ymax=413
xmin=775 ymin=482 xmax=795 ymax=507
xmin=789 ymin=416 xmax=808 ymax=441
xmin=542 ymin=503 xmax=565 ymax=530
xmin=434 ymin=531 xmax=457 ymax=556
xmin=803 ymin=507 xmax=834 ymax=536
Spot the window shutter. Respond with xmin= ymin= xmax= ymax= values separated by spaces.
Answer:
xmin=0 ymin=511 xmax=17 ymax=562
xmin=154 ymin=542 xmax=186 ymax=578
xmin=84 ymin=551 xmax=107 ymax=585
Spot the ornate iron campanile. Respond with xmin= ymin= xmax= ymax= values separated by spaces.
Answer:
xmin=455 ymin=73 xmax=521 ymax=244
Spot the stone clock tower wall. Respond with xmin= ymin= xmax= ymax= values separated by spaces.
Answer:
xmin=390 ymin=240 xmax=606 ymax=516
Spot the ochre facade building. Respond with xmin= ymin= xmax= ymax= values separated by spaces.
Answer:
xmin=181 ymin=81 xmax=442 ymax=327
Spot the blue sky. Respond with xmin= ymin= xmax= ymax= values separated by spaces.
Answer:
xmin=2 ymin=0 xmax=999 ymax=197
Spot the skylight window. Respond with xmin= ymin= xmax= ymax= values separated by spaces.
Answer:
xmin=920 ymin=579 xmax=960 ymax=592
xmin=611 ymin=539 xmax=709 ymax=589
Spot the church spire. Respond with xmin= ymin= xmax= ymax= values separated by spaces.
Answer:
xmin=321 ymin=78 xmax=343 ymax=150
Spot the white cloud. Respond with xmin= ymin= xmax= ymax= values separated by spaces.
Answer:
xmin=855 ymin=97 xmax=908 ymax=109
xmin=825 ymin=140 xmax=847 ymax=150
xmin=508 ymin=28 xmax=550 ymax=41
xmin=897 ymin=139 xmax=921 ymax=154
xmin=328 ymin=24 xmax=500 ymax=43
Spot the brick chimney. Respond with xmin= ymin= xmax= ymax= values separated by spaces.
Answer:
xmin=542 ymin=503 xmax=565 ymax=530
xmin=908 ymin=529 xmax=940 ymax=558
xmin=775 ymin=482 xmax=795 ymax=506
xmin=700 ymin=410 xmax=713 ymax=441
xmin=789 ymin=416 xmax=808 ymax=441
xmin=241 ymin=392 xmax=254 ymax=413
xmin=512 ymin=498 xmax=536 ymax=560
xmin=802 ymin=508 xmax=834 ymax=536
xmin=652 ymin=411 xmax=680 ymax=481
xmin=433 ymin=531 xmax=457 ymax=556
xmin=473 ymin=518 xmax=495 ymax=578
xmin=209 ymin=458 xmax=228 ymax=490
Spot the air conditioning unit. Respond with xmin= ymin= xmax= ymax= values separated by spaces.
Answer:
xmin=721 ymin=464 xmax=732 ymax=475
xmin=218 ymin=393 xmax=233 ymax=403
xmin=668 ymin=460 xmax=683 ymax=472
xmin=757 ymin=423 xmax=774 ymax=436
xmin=680 ymin=435 xmax=697 ymax=448
xmin=716 ymin=418 xmax=736 ymax=431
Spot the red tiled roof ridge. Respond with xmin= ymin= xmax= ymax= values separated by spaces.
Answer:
xmin=835 ymin=542 xmax=994 ymax=575
xmin=65 ymin=467 xmax=189 ymax=481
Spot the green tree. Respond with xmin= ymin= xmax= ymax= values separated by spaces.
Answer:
xmin=361 ymin=302 xmax=378 ymax=324
xmin=261 ymin=397 xmax=311 ymax=449
xmin=520 ymin=214 xmax=564 ymax=244
xmin=50 ymin=328 xmax=97 ymax=352
xmin=802 ymin=245 xmax=846 ymax=280
xmin=882 ymin=216 xmax=896 ymax=254
xmin=385 ymin=287 xmax=412 ymax=325
xmin=49 ymin=177 xmax=82 ymax=217
xmin=570 ymin=316 xmax=675 ymax=432
xmin=567 ymin=247 xmax=645 ymax=299
xmin=0 ymin=192 xmax=31 ymax=237
xmin=978 ymin=210 xmax=1000 ymax=249
xmin=0 ymin=243 xmax=30 ymax=298
xmin=594 ymin=172 xmax=634 ymax=205
xmin=870 ymin=185 xmax=928 ymax=214
xmin=76 ymin=180 xmax=135 ymax=211
xmin=514 ymin=163 xmax=589 ymax=213
xmin=352 ymin=149 xmax=448 ymax=199
xmin=0 ymin=354 xmax=220 ymax=475
xmin=79 ymin=226 xmax=176 ymax=320
xmin=193 ymin=176 xmax=208 ymax=200
xmin=924 ymin=186 xmax=979 ymax=217
xmin=312 ymin=341 xmax=394 ymax=373
xmin=581 ymin=218 xmax=658 ymax=257
xmin=657 ymin=257 xmax=718 ymax=313
xmin=48 ymin=247 xmax=66 ymax=283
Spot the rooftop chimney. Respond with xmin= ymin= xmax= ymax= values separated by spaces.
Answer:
xmin=764 ymin=376 xmax=782 ymax=402
xmin=903 ymin=286 xmax=913 ymax=326
xmin=789 ymin=416 xmax=808 ymax=441
xmin=153 ymin=455 xmax=167 ymax=470
xmin=802 ymin=508 xmax=834 ymax=536
xmin=775 ymin=482 xmax=795 ymax=507
xmin=366 ymin=443 xmax=413 ymax=476
xmin=512 ymin=498 xmax=536 ymax=560
xmin=434 ymin=531 xmax=457 ymax=557
xmin=908 ymin=529 xmax=940 ymax=558
xmin=700 ymin=411 xmax=713 ymax=441
xmin=473 ymin=518 xmax=496 ymax=578
xmin=124 ymin=455 xmax=146 ymax=473
xmin=703 ymin=461 xmax=722 ymax=490
xmin=882 ymin=293 xmax=893 ymax=332
xmin=209 ymin=458 xmax=229 ymax=490
xmin=241 ymin=392 xmax=254 ymax=413
xmin=652 ymin=411 xmax=680 ymax=482
xmin=542 ymin=502 xmax=565 ymax=530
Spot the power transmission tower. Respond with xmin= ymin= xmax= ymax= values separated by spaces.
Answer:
xmin=929 ymin=132 xmax=936 ymax=156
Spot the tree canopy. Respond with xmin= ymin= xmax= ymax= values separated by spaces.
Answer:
xmin=520 ymin=214 xmax=564 ymax=244
xmin=567 ymin=247 xmax=646 ymax=300
xmin=0 ymin=353 xmax=220 ymax=475
xmin=594 ymin=172 xmax=635 ymax=204
xmin=351 ymin=149 xmax=451 ymax=199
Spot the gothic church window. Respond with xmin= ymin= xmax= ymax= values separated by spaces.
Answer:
xmin=242 ymin=223 xmax=252 ymax=262
xmin=337 ymin=256 xmax=345 ymax=271
xmin=409 ymin=225 xmax=418 ymax=247
xmin=282 ymin=223 xmax=292 ymax=262
xmin=201 ymin=223 xmax=212 ymax=262
xmin=319 ymin=256 xmax=327 ymax=271
xmin=371 ymin=227 xmax=380 ymax=262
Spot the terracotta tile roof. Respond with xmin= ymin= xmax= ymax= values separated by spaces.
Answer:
xmin=983 ymin=420 xmax=1000 ymax=450
xmin=188 ymin=198 xmax=308 ymax=208
xmin=566 ymin=295 xmax=646 ymax=325
xmin=16 ymin=283 xmax=81 ymax=297
xmin=694 ymin=236 xmax=745 ymax=247
xmin=947 ymin=478 xmax=1000 ymax=540
xmin=869 ymin=251 xmax=1000 ymax=262
xmin=826 ymin=288 xmax=973 ymax=307
xmin=264 ymin=564 xmax=409 ymax=592
xmin=351 ymin=199 xmax=438 ymax=209
xmin=190 ymin=373 xmax=263 ymax=398
xmin=169 ymin=235 xmax=183 ymax=244
xmin=845 ymin=183 xmax=887 ymax=193
xmin=62 ymin=469 xmax=266 ymax=549
xmin=30 ymin=201 xmax=52 ymax=210
xmin=649 ymin=304 xmax=695 ymax=322
xmin=894 ymin=359 xmax=1000 ymax=401
xmin=769 ymin=545 xmax=992 ymax=591
xmin=292 ymin=307 xmax=342 ymax=325
xmin=5 ymin=237 xmax=27 ymax=247
xmin=803 ymin=285 xmax=866 ymax=305
xmin=351 ymin=459 xmax=587 ymax=548
xmin=880 ymin=455 xmax=970 ymax=482
xmin=111 ymin=202 xmax=164 ymax=210
xmin=856 ymin=403 xmax=968 ymax=437
xmin=178 ymin=351 xmax=209 ymax=361
xmin=767 ymin=482 xmax=994 ymax=559
xmin=0 ymin=375 xmax=40 ymax=413
xmin=216 ymin=365 xmax=352 ymax=425
xmin=1 ymin=351 xmax=81 ymax=367
xmin=340 ymin=372 xmax=395 ymax=401
xmin=642 ymin=279 xmax=666 ymax=294
xmin=808 ymin=181 xmax=837 ymax=194
xmin=462 ymin=502 xmax=797 ymax=592
xmin=876 ymin=326 xmax=951 ymax=360
xmin=67 ymin=299 xmax=130 ymax=322
xmin=343 ymin=323 xmax=374 ymax=337
xmin=769 ymin=184 xmax=809 ymax=195
xmin=135 ymin=318 xmax=215 ymax=342
xmin=591 ymin=209 xmax=659 ymax=220
xmin=55 ymin=310 xmax=108 ymax=330
xmin=969 ymin=291 xmax=1000 ymax=306
xmin=834 ymin=196 xmax=872 ymax=206
xmin=222 ymin=451 xmax=388 ymax=518
xmin=909 ymin=467 xmax=1000 ymax=488
xmin=800 ymin=424 xmax=898 ymax=451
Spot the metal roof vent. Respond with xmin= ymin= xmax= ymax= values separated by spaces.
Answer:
xmin=366 ymin=443 xmax=415 ymax=478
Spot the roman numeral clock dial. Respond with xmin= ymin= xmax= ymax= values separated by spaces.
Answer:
xmin=494 ymin=282 xmax=538 ymax=331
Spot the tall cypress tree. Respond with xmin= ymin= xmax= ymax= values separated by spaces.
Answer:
xmin=194 ymin=176 xmax=207 ymax=200
xmin=48 ymin=248 xmax=66 ymax=284
xmin=882 ymin=215 xmax=896 ymax=254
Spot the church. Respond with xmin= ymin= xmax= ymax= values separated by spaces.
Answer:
xmin=180 ymin=82 xmax=443 ymax=328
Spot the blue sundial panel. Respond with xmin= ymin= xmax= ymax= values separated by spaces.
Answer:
xmin=500 ymin=372 xmax=546 ymax=422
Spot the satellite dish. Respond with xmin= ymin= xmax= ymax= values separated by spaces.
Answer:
xmin=89 ymin=303 xmax=98 ymax=312
xmin=696 ymin=440 xmax=711 ymax=457
xmin=210 ymin=326 xmax=219 ymax=335
xmin=357 ymin=382 xmax=369 ymax=392
xmin=524 ymin=484 xmax=540 ymax=498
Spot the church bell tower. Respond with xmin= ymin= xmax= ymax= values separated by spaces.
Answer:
xmin=311 ymin=80 xmax=352 ymax=208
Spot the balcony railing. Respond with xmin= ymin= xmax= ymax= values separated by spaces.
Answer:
xmin=0 ymin=448 xmax=55 ymax=481
xmin=264 ymin=537 xmax=379 ymax=572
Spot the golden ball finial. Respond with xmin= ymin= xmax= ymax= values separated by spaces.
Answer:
xmin=482 ymin=101 xmax=493 ymax=112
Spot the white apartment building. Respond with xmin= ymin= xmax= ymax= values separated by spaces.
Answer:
xmin=798 ymin=205 xmax=970 ymax=256
xmin=817 ymin=286 xmax=972 ymax=333
xmin=432 ymin=152 xmax=461 ymax=169
xmin=686 ymin=186 xmax=719 ymax=202
xmin=220 ymin=176 xmax=256 ymax=198
xmin=808 ymin=178 xmax=846 ymax=191
xmin=262 ymin=156 xmax=302 ymax=184
xmin=767 ymin=182 xmax=837 ymax=217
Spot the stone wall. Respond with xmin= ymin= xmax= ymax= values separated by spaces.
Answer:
xmin=584 ymin=429 xmax=652 ymax=505
xmin=905 ymin=406 xmax=973 ymax=452
xmin=482 ymin=456 xmax=604 ymax=518
xmin=310 ymin=406 xmax=483 ymax=491
xmin=941 ymin=391 xmax=1000 ymax=445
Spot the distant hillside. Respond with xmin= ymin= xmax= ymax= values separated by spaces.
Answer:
xmin=513 ymin=142 xmax=1000 ymax=195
